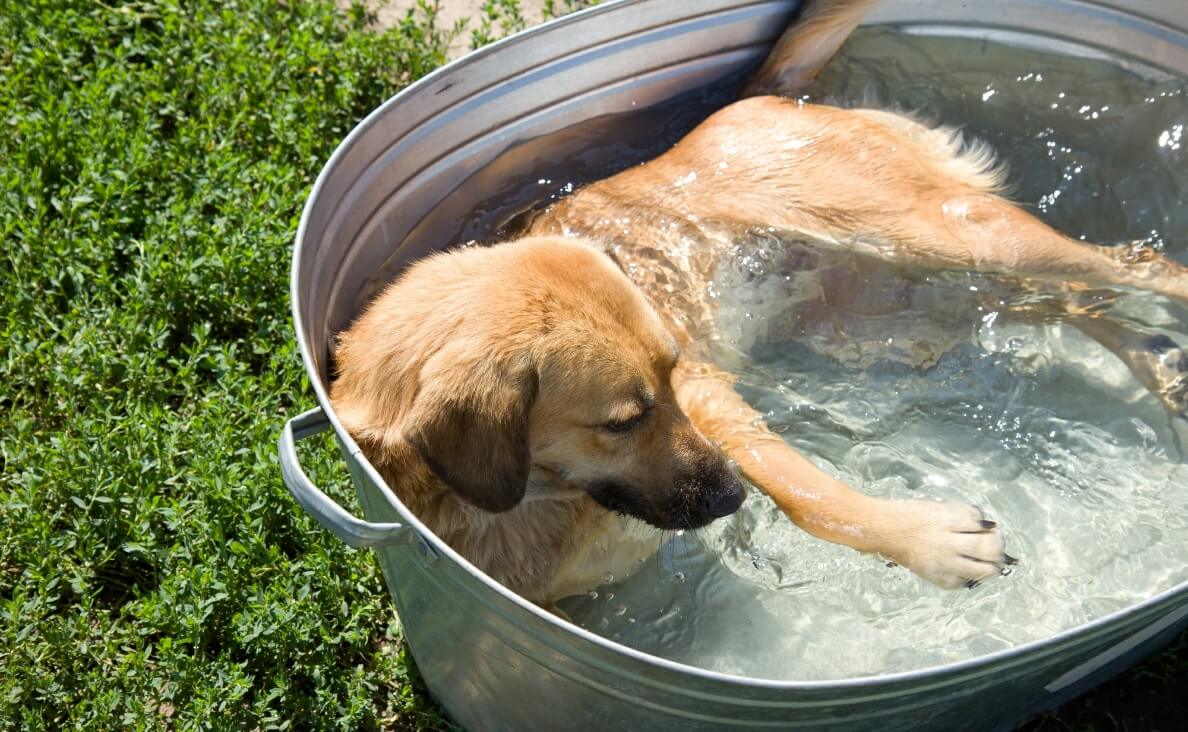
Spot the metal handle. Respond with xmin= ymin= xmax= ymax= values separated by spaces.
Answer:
xmin=278 ymin=407 xmax=415 ymax=548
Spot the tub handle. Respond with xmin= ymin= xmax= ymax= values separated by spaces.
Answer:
xmin=279 ymin=407 xmax=416 ymax=548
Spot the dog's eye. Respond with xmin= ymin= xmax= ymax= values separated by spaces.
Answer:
xmin=603 ymin=412 xmax=645 ymax=434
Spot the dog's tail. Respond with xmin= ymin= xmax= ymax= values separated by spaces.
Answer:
xmin=742 ymin=0 xmax=878 ymax=99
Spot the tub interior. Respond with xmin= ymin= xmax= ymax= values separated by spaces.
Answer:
xmin=417 ymin=25 xmax=1188 ymax=681
xmin=299 ymin=0 xmax=1188 ymax=388
xmin=295 ymin=0 xmax=1188 ymax=683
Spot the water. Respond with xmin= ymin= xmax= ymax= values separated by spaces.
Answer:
xmin=543 ymin=28 xmax=1188 ymax=680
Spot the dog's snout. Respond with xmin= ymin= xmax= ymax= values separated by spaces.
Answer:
xmin=701 ymin=479 xmax=745 ymax=520
xmin=683 ymin=446 xmax=746 ymax=524
xmin=699 ymin=469 xmax=746 ymax=521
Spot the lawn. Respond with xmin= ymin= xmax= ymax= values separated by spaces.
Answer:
xmin=0 ymin=0 xmax=1184 ymax=730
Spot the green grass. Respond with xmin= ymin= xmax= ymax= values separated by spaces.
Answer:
xmin=0 ymin=0 xmax=1183 ymax=730
xmin=0 ymin=0 xmax=458 ymax=728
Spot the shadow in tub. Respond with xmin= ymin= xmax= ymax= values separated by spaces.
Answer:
xmin=355 ymin=67 xmax=751 ymax=314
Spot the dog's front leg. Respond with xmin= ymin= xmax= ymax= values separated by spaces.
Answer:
xmin=674 ymin=361 xmax=1015 ymax=588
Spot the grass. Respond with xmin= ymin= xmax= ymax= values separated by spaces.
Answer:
xmin=0 ymin=0 xmax=1183 ymax=729
xmin=0 ymin=0 xmax=458 ymax=727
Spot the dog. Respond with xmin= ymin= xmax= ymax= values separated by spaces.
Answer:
xmin=331 ymin=0 xmax=1188 ymax=607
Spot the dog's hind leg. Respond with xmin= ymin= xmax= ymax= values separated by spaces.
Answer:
xmin=796 ymin=109 xmax=1188 ymax=302
xmin=1004 ymin=297 xmax=1188 ymax=416
xmin=674 ymin=360 xmax=1014 ymax=589
xmin=887 ymin=196 xmax=1188 ymax=407
xmin=743 ymin=0 xmax=878 ymax=98
xmin=902 ymin=193 xmax=1188 ymax=304
xmin=645 ymin=98 xmax=1188 ymax=304
xmin=1077 ymin=319 xmax=1188 ymax=417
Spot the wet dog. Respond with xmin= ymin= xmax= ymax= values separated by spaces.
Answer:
xmin=331 ymin=0 xmax=1188 ymax=605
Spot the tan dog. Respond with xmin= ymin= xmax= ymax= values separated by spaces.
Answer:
xmin=332 ymin=0 xmax=1188 ymax=606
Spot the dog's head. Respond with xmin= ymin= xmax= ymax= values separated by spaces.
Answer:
xmin=332 ymin=236 xmax=744 ymax=530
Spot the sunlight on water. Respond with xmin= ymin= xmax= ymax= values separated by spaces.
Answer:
xmin=556 ymin=27 xmax=1188 ymax=680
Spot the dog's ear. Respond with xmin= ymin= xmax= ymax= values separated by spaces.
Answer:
xmin=402 ymin=348 xmax=538 ymax=513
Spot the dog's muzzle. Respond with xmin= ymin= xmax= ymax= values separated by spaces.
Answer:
xmin=688 ymin=464 xmax=746 ymax=525
xmin=699 ymin=476 xmax=746 ymax=521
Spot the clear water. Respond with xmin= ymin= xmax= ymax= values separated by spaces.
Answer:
xmin=546 ymin=28 xmax=1188 ymax=680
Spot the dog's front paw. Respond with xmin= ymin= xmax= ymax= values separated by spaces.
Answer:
xmin=870 ymin=499 xmax=1016 ymax=589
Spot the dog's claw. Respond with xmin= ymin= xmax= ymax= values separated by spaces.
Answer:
xmin=1003 ymin=553 xmax=1019 ymax=565
xmin=980 ymin=519 xmax=997 ymax=530
xmin=964 ymin=579 xmax=980 ymax=589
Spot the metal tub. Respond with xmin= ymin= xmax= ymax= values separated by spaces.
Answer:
xmin=278 ymin=1 xmax=1188 ymax=729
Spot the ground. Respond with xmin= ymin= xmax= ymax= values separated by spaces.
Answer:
xmin=339 ymin=0 xmax=564 ymax=57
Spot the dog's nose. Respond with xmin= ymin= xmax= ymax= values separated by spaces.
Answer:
xmin=700 ymin=476 xmax=746 ymax=520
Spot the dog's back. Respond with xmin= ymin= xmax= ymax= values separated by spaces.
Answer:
xmin=525 ymin=93 xmax=1010 ymax=366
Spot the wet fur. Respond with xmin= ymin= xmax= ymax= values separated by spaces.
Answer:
xmin=332 ymin=0 xmax=1188 ymax=604
xmin=332 ymin=239 xmax=743 ymax=601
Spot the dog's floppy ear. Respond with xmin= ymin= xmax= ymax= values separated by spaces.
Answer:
xmin=402 ymin=346 xmax=538 ymax=513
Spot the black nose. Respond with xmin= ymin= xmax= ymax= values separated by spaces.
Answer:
xmin=700 ymin=475 xmax=746 ymax=520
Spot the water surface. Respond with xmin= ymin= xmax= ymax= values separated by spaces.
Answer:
xmin=548 ymin=27 xmax=1188 ymax=681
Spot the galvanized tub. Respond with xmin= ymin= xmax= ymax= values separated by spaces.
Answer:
xmin=278 ymin=1 xmax=1188 ymax=729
